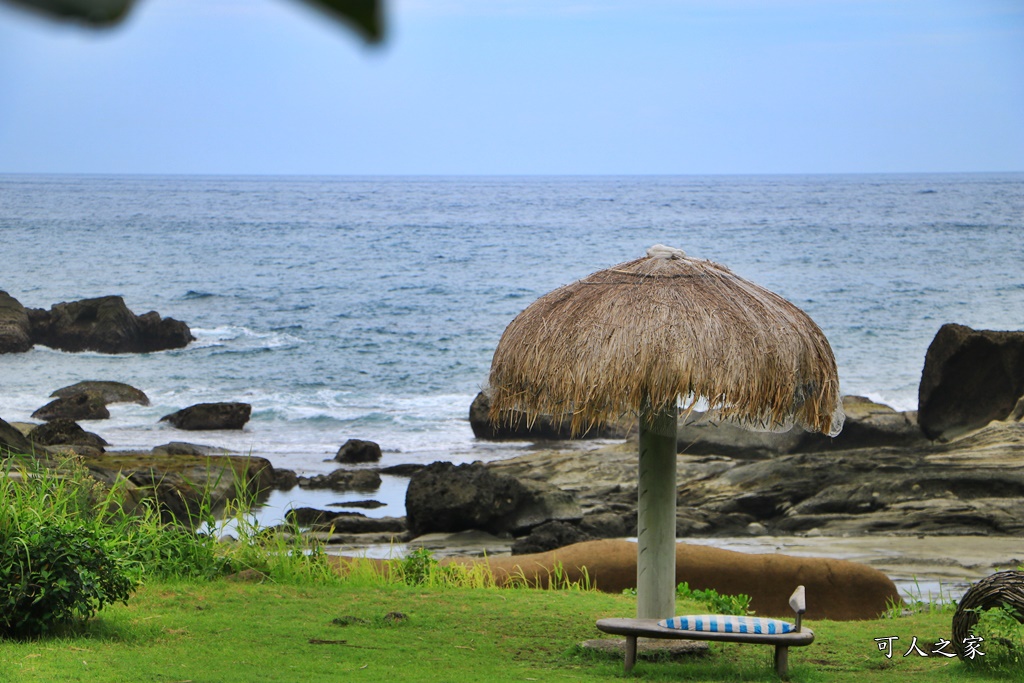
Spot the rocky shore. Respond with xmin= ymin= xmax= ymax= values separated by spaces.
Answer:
xmin=2 ymin=322 xmax=1023 ymax=582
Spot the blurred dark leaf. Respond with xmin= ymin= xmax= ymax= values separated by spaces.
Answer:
xmin=2 ymin=0 xmax=385 ymax=43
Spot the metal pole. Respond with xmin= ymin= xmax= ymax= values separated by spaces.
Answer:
xmin=636 ymin=404 xmax=678 ymax=619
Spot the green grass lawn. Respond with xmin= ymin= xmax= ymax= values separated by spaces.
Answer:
xmin=0 ymin=579 xmax=1018 ymax=683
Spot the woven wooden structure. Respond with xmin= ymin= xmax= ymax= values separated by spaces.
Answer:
xmin=487 ymin=245 xmax=843 ymax=621
xmin=952 ymin=570 xmax=1024 ymax=660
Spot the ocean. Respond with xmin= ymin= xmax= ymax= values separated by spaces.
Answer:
xmin=2 ymin=173 xmax=1023 ymax=524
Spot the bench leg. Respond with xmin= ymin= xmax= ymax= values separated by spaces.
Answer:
xmin=774 ymin=645 xmax=789 ymax=679
xmin=624 ymin=635 xmax=637 ymax=673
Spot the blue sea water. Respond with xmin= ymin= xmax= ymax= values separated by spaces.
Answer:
xmin=2 ymin=174 xmax=1023 ymax=521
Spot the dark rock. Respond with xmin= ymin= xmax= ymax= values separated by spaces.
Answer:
xmin=283 ymin=508 xmax=406 ymax=534
xmin=469 ymin=390 xmax=630 ymax=440
xmin=316 ymin=516 xmax=406 ymax=534
xmin=918 ymin=323 xmax=1024 ymax=441
xmin=160 ymin=402 xmax=251 ymax=430
xmin=0 ymin=416 xmax=33 ymax=455
xmin=334 ymin=439 xmax=382 ymax=464
xmin=151 ymin=442 xmax=233 ymax=456
xmin=0 ymin=291 xmax=33 ymax=353
xmin=51 ymin=381 xmax=150 ymax=406
xmin=28 ymin=418 xmax=108 ymax=451
xmin=32 ymin=392 xmax=110 ymax=421
xmin=676 ymin=395 xmax=925 ymax=458
xmin=28 ymin=295 xmax=194 ymax=353
xmin=405 ymin=461 xmax=526 ymax=536
xmin=380 ymin=463 xmax=425 ymax=476
xmin=298 ymin=469 xmax=382 ymax=492
xmin=578 ymin=511 xmax=634 ymax=538
xmin=499 ymin=479 xmax=583 ymax=534
xmin=272 ymin=468 xmax=299 ymax=489
xmin=511 ymin=520 xmax=589 ymax=555
xmin=285 ymin=507 xmax=338 ymax=526
xmin=328 ymin=499 xmax=386 ymax=509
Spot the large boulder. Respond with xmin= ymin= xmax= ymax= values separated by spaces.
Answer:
xmin=0 ymin=416 xmax=33 ymax=455
xmin=334 ymin=439 xmax=382 ymax=464
xmin=51 ymin=381 xmax=150 ymax=406
xmin=28 ymin=296 xmax=194 ymax=354
xmin=469 ymin=390 xmax=630 ymax=440
xmin=405 ymin=462 xmax=526 ymax=536
xmin=160 ymin=402 xmax=251 ymax=430
xmin=918 ymin=324 xmax=1024 ymax=441
xmin=405 ymin=461 xmax=582 ymax=538
xmin=28 ymin=418 xmax=108 ymax=452
xmin=31 ymin=392 xmax=110 ymax=421
xmin=0 ymin=291 xmax=33 ymax=353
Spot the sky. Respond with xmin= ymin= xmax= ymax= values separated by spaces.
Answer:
xmin=0 ymin=0 xmax=1021 ymax=175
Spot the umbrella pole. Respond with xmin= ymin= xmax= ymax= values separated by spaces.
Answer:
xmin=636 ymin=403 xmax=678 ymax=619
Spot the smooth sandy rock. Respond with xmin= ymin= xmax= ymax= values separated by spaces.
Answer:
xmin=447 ymin=539 xmax=902 ymax=620
xmin=51 ymin=381 xmax=150 ymax=406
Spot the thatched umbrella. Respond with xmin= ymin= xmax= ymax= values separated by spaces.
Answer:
xmin=487 ymin=245 xmax=843 ymax=619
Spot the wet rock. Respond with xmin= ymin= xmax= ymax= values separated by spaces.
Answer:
xmin=919 ymin=323 xmax=1024 ymax=441
xmin=379 ymin=463 xmax=425 ymax=476
xmin=28 ymin=295 xmax=193 ymax=353
xmin=160 ymin=402 xmax=251 ymax=430
xmin=0 ymin=291 xmax=32 ymax=353
xmin=151 ymin=442 xmax=234 ymax=456
xmin=51 ymin=381 xmax=150 ymax=406
xmin=469 ymin=390 xmax=630 ymax=440
xmin=405 ymin=461 xmax=525 ymax=536
xmin=298 ymin=469 xmax=382 ymax=492
xmin=0 ymin=416 xmax=33 ymax=455
xmin=675 ymin=395 xmax=925 ymax=458
xmin=32 ymin=392 xmax=110 ymax=421
xmin=511 ymin=520 xmax=588 ymax=555
xmin=334 ymin=439 xmax=382 ymax=464
xmin=28 ymin=418 xmax=108 ymax=451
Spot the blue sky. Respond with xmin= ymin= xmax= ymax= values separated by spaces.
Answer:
xmin=0 ymin=0 xmax=1021 ymax=175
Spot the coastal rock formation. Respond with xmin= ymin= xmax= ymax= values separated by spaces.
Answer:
xmin=405 ymin=462 xmax=525 ymax=536
xmin=297 ymin=468 xmax=382 ymax=492
xmin=284 ymin=508 xmax=406 ymax=534
xmin=51 ymin=381 xmax=150 ymax=406
xmin=469 ymin=390 xmax=631 ymax=440
xmin=26 ymin=295 xmax=194 ymax=354
xmin=676 ymin=395 xmax=925 ymax=458
xmin=160 ymin=402 xmax=252 ymax=430
xmin=405 ymin=461 xmax=584 ymax=538
xmin=32 ymin=392 xmax=110 ymax=422
xmin=918 ymin=323 xmax=1024 ymax=441
xmin=84 ymin=451 xmax=275 ymax=524
xmin=444 ymin=539 xmax=902 ymax=620
xmin=489 ymin=418 xmax=1024 ymax=540
xmin=335 ymin=439 xmax=382 ymax=464
xmin=0 ymin=417 xmax=33 ymax=455
xmin=28 ymin=418 xmax=108 ymax=452
xmin=0 ymin=291 xmax=33 ymax=353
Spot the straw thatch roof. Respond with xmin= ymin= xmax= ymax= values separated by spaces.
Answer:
xmin=488 ymin=246 xmax=843 ymax=437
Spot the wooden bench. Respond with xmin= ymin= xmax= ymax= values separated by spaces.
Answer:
xmin=596 ymin=586 xmax=813 ymax=678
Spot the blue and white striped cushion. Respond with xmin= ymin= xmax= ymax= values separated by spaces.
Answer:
xmin=657 ymin=615 xmax=795 ymax=634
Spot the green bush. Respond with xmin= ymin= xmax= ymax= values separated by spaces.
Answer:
xmin=676 ymin=581 xmax=752 ymax=616
xmin=0 ymin=524 xmax=135 ymax=638
xmin=0 ymin=456 xmax=144 ymax=638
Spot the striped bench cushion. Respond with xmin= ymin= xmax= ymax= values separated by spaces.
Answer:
xmin=658 ymin=615 xmax=795 ymax=634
